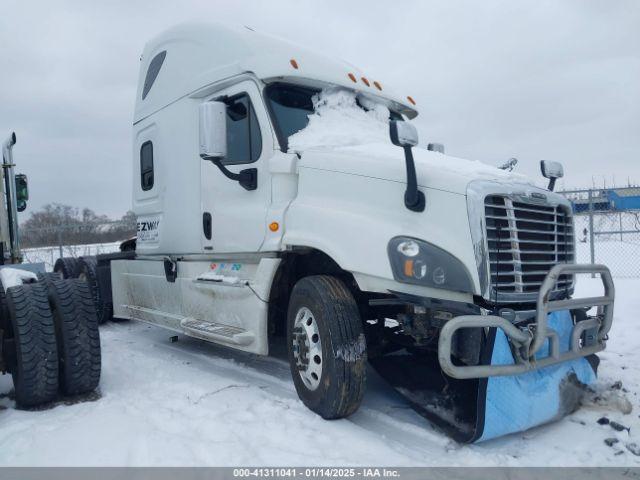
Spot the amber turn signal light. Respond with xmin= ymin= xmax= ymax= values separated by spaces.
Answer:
xmin=403 ymin=259 xmax=414 ymax=277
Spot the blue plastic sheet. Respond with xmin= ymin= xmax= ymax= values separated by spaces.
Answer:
xmin=477 ymin=310 xmax=596 ymax=442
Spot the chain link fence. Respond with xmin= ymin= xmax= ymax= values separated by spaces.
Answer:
xmin=561 ymin=187 xmax=640 ymax=278
xmin=19 ymin=221 xmax=135 ymax=271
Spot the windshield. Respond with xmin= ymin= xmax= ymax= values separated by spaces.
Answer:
xmin=265 ymin=82 xmax=402 ymax=151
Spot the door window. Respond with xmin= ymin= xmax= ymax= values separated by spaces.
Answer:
xmin=222 ymin=94 xmax=262 ymax=165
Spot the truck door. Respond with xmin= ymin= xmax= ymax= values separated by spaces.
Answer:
xmin=200 ymin=80 xmax=273 ymax=253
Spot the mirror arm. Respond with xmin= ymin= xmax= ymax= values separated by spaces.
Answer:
xmin=211 ymin=158 xmax=240 ymax=181
xmin=548 ymin=177 xmax=556 ymax=192
xmin=403 ymin=146 xmax=425 ymax=212
xmin=209 ymin=158 xmax=257 ymax=191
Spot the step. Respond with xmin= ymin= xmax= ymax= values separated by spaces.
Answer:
xmin=181 ymin=318 xmax=254 ymax=346
xmin=194 ymin=272 xmax=248 ymax=287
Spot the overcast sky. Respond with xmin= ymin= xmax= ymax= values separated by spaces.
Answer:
xmin=1 ymin=0 xmax=638 ymax=219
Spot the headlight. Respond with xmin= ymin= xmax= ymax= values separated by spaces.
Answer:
xmin=388 ymin=237 xmax=474 ymax=293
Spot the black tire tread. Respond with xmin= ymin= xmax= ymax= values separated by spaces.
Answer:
xmin=78 ymin=256 xmax=111 ymax=324
xmin=6 ymin=283 xmax=59 ymax=407
xmin=287 ymin=275 xmax=366 ymax=419
xmin=53 ymin=257 xmax=79 ymax=279
xmin=37 ymin=271 xmax=61 ymax=288
xmin=319 ymin=275 xmax=367 ymax=418
xmin=0 ymin=279 xmax=8 ymax=329
xmin=47 ymin=278 xmax=101 ymax=395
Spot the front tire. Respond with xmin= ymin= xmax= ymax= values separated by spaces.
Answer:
xmin=287 ymin=275 xmax=366 ymax=419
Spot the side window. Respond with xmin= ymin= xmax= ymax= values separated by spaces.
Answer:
xmin=140 ymin=141 xmax=154 ymax=191
xmin=223 ymin=94 xmax=262 ymax=165
xmin=142 ymin=51 xmax=166 ymax=100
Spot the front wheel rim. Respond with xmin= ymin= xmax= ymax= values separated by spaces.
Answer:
xmin=292 ymin=306 xmax=323 ymax=391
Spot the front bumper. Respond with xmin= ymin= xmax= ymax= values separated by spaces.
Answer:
xmin=438 ymin=263 xmax=615 ymax=379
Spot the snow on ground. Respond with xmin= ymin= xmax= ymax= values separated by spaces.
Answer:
xmin=0 ymin=276 xmax=637 ymax=466
xmin=576 ymin=239 xmax=640 ymax=278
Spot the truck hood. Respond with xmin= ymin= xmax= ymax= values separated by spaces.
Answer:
xmin=296 ymin=142 xmax=532 ymax=195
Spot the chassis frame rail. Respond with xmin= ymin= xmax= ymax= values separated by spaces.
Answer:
xmin=438 ymin=263 xmax=615 ymax=379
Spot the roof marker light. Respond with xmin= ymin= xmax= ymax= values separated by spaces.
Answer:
xmin=348 ymin=73 xmax=357 ymax=83
xmin=373 ymin=81 xmax=382 ymax=91
xmin=290 ymin=59 xmax=299 ymax=69
xmin=361 ymin=77 xmax=370 ymax=87
xmin=407 ymin=96 xmax=416 ymax=105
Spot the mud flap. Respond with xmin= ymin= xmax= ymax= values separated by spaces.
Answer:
xmin=370 ymin=310 xmax=597 ymax=443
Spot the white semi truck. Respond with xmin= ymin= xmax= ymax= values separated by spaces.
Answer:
xmin=55 ymin=22 xmax=614 ymax=441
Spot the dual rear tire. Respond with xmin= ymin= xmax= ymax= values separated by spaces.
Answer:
xmin=47 ymin=278 xmax=101 ymax=396
xmin=56 ymin=256 xmax=112 ymax=324
xmin=4 ymin=278 xmax=101 ymax=407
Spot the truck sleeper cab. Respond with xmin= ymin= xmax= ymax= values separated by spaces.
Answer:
xmin=105 ymin=22 xmax=615 ymax=440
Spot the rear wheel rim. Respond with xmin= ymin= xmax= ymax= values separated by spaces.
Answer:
xmin=292 ymin=306 xmax=323 ymax=391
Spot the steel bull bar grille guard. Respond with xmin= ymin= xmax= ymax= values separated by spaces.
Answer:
xmin=438 ymin=264 xmax=615 ymax=379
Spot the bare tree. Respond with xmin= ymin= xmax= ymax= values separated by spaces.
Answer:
xmin=20 ymin=203 xmax=136 ymax=248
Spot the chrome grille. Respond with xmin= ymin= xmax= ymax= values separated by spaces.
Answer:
xmin=484 ymin=195 xmax=574 ymax=300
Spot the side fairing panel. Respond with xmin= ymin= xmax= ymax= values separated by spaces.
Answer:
xmin=111 ymin=258 xmax=280 ymax=355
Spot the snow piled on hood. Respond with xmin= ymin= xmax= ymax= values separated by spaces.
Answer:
xmin=287 ymin=89 xmax=529 ymax=184
xmin=333 ymin=142 xmax=530 ymax=184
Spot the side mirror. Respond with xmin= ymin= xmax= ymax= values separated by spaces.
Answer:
xmin=389 ymin=121 xmax=424 ymax=212
xmin=390 ymin=121 xmax=418 ymax=148
xmin=199 ymin=101 xmax=227 ymax=161
xmin=15 ymin=173 xmax=28 ymax=212
xmin=199 ymin=101 xmax=257 ymax=191
xmin=540 ymin=160 xmax=564 ymax=191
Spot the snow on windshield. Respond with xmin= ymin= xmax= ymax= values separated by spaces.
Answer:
xmin=287 ymin=89 xmax=390 ymax=151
